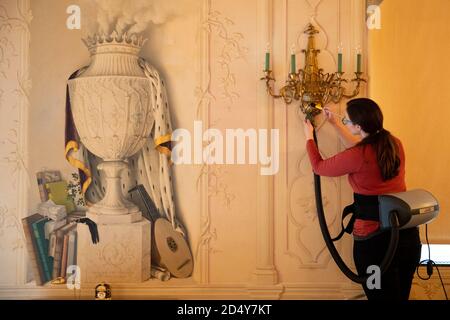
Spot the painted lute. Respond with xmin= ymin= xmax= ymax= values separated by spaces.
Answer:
xmin=128 ymin=185 xmax=193 ymax=278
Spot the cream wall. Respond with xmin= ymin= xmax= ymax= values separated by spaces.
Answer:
xmin=368 ymin=0 xmax=450 ymax=243
xmin=0 ymin=0 xmax=31 ymax=286
xmin=1 ymin=0 xmax=370 ymax=299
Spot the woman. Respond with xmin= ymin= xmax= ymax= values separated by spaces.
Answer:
xmin=303 ymin=98 xmax=421 ymax=300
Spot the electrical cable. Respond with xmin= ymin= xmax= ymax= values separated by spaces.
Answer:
xmin=415 ymin=224 xmax=448 ymax=300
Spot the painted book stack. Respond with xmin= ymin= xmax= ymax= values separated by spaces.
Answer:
xmin=21 ymin=214 xmax=53 ymax=285
xmin=49 ymin=222 xmax=77 ymax=280
xmin=23 ymin=170 xmax=84 ymax=285
xmin=22 ymin=212 xmax=82 ymax=285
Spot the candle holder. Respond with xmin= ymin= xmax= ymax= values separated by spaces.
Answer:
xmin=261 ymin=23 xmax=366 ymax=121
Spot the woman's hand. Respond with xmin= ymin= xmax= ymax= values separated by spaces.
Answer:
xmin=303 ymin=118 xmax=314 ymax=141
xmin=323 ymin=106 xmax=338 ymax=126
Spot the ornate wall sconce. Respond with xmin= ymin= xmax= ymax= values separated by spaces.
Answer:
xmin=261 ymin=23 xmax=366 ymax=120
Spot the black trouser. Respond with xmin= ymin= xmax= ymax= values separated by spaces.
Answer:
xmin=353 ymin=227 xmax=421 ymax=300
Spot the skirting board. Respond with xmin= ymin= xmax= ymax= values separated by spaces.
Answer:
xmin=2 ymin=268 xmax=448 ymax=300
xmin=0 ymin=282 xmax=365 ymax=300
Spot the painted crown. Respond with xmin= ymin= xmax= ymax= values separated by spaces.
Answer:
xmin=82 ymin=31 xmax=147 ymax=54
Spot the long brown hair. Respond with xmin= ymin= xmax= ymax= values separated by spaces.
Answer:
xmin=346 ymin=98 xmax=400 ymax=181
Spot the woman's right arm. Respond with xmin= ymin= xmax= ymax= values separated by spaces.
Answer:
xmin=323 ymin=107 xmax=361 ymax=149
xmin=333 ymin=121 xmax=361 ymax=148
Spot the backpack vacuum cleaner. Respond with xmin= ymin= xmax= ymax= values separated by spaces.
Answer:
xmin=308 ymin=109 xmax=439 ymax=284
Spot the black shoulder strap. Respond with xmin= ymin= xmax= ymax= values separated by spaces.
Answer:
xmin=332 ymin=203 xmax=356 ymax=242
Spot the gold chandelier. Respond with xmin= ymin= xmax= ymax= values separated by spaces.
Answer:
xmin=261 ymin=23 xmax=366 ymax=120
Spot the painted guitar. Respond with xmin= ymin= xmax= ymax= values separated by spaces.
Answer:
xmin=128 ymin=185 xmax=193 ymax=278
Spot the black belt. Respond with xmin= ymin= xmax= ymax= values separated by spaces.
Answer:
xmin=332 ymin=193 xmax=380 ymax=242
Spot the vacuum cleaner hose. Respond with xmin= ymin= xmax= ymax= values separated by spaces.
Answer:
xmin=312 ymin=130 xmax=400 ymax=284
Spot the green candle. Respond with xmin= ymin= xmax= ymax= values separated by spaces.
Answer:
xmin=356 ymin=46 xmax=362 ymax=73
xmin=357 ymin=53 xmax=362 ymax=73
xmin=338 ymin=53 xmax=343 ymax=73
xmin=265 ymin=52 xmax=270 ymax=71
xmin=290 ymin=44 xmax=296 ymax=74
xmin=290 ymin=53 xmax=296 ymax=74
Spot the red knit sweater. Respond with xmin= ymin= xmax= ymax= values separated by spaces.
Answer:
xmin=306 ymin=137 xmax=406 ymax=237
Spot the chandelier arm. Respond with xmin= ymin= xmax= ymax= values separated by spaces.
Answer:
xmin=261 ymin=71 xmax=283 ymax=99
xmin=327 ymin=80 xmax=339 ymax=102
xmin=331 ymin=86 xmax=344 ymax=103
xmin=323 ymin=94 xmax=332 ymax=106
xmin=341 ymin=83 xmax=361 ymax=99
xmin=267 ymin=86 xmax=283 ymax=99
xmin=280 ymin=85 xmax=295 ymax=104
xmin=321 ymin=89 xmax=330 ymax=105
xmin=284 ymin=97 xmax=293 ymax=104
xmin=340 ymin=75 xmax=367 ymax=99
xmin=332 ymin=95 xmax=342 ymax=104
